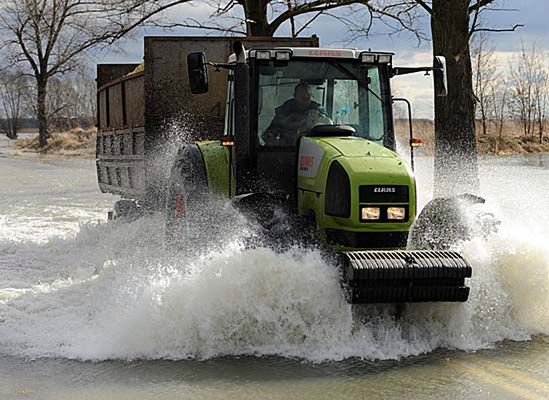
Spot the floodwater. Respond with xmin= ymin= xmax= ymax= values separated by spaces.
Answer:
xmin=1 ymin=136 xmax=548 ymax=399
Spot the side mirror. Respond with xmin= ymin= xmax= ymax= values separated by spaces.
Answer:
xmin=433 ymin=56 xmax=448 ymax=97
xmin=187 ymin=52 xmax=209 ymax=94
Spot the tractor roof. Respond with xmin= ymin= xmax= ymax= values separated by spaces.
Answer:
xmin=228 ymin=47 xmax=394 ymax=63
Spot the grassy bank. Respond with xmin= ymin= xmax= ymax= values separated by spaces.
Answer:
xmin=16 ymin=128 xmax=96 ymax=157
xmin=14 ymin=121 xmax=548 ymax=158
xmin=394 ymin=119 xmax=549 ymax=156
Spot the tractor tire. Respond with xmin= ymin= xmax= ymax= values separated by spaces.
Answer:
xmin=164 ymin=144 xmax=209 ymax=249
xmin=408 ymin=194 xmax=485 ymax=250
xmin=111 ymin=199 xmax=143 ymax=222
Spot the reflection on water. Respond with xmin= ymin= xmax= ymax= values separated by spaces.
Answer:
xmin=1 ymin=338 xmax=549 ymax=399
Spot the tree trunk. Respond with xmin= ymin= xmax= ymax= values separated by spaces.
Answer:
xmin=243 ymin=0 xmax=272 ymax=36
xmin=37 ymin=76 xmax=48 ymax=148
xmin=431 ymin=0 xmax=479 ymax=197
xmin=480 ymin=106 xmax=487 ymax=135
xmin=7 ymin=119 xmax=18 ymax=139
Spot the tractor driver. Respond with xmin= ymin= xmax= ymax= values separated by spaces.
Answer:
xmin=262 ymin=82 xmax=331 ymax=146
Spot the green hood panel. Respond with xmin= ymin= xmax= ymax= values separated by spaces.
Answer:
xmin=297 ymin=136 xmax=416 ymax=236
xmin=319 ymin=137 xmax=397 ymax=158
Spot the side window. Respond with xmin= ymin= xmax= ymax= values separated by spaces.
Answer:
xmin=257 ymin=73 xmax=300 ymax=146
xmin=367 ymin=68 xmax=384 ymax=142
xmin=333 ymin=80 xmax=359 ymax=125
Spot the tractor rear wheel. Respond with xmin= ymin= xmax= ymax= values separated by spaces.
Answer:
xmin=164 ymin=144 xmax=209 ymax=249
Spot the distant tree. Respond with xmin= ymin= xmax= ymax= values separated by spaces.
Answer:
xmin=471 ymin=31 xmax=498 ymax=136
xmin=508 ymin=43 xmax=548 ymax=142
xmin=490 ymin=80 xmax=508 ymax=140
xmin=532 ymin=58 xmax=548 ymax=144
xmin=0 ymin=72 xmax=27 ymax=139
xmin=47 ymin=72 xmax=96 ymax=131
xmin=0 ymin=0 xmax=193 ymax=147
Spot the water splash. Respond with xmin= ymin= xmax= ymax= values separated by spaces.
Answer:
xmin=0 ymin=151 xmax=548 ymax=362
xmin=0 ymin=205 xmax=547 ymax=362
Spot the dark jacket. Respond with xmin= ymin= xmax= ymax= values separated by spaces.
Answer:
xmin=264 ymin=99 xmax=327 ymax=145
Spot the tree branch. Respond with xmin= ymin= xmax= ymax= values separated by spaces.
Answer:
xmin=414 ymin=0 xmax=432 ymax=14
xmin=473 ymin=23 xmax=524 ymax=33
xmin=469 ymin=0 xmax=496 ymax=14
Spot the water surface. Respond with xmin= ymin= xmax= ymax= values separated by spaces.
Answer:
xmin=1 ymin=136 xmax=548 ymax=399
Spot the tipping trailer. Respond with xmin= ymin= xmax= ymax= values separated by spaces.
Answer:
xmin=97 ymin=37 xmax=475 ymax=304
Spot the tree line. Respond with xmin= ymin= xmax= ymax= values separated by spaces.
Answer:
xmin=0 ymin=0 xmax=528 ymax=196
xmin=0 ymin=70 xmax=95 ymax=139
xmin=472 ymin=33 xmax=548 ymax=145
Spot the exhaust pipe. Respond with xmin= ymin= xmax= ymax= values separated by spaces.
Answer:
xmin=233 ymin=41 xmax=247 ymax=64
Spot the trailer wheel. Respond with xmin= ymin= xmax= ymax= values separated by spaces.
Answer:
xmin=164 ymin=144 xmax=209 ymax=249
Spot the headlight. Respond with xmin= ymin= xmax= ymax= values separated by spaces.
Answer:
xmin=387 ymin=207 xmax=406 ymax=220
xmin=361 ymin=207 xmax=380 ymax=220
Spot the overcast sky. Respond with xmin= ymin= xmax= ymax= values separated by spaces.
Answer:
xmin=92 ymin=0 xmax=549 ymax=118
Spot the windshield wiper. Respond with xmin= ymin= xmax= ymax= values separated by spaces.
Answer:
xmin=328 ymin=61 xmax=384 ymax=104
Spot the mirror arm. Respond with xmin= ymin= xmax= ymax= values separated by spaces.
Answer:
xmin=391 ymin=66 xmax=440 ymax=77
xmin=207 ymin=62 xmax=235 ymax=72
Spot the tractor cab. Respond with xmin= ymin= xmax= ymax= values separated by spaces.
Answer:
xmin=188 ymin=45 xmax=403 ymax=198
xmin=225 ymin=47 xmax=396 ymax=198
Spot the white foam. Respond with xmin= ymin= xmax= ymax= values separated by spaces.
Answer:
xmin=0 ymin=208 xmax=547 ymax=362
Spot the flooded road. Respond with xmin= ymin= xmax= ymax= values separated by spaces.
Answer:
xmin=1 ymin=136 xmax=548 ymax=399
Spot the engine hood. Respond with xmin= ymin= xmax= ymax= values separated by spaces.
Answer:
xmin=297 ymin=135 xmax=416 ymax=232
xmin=319 ymin=136 xmax=397 ymax=158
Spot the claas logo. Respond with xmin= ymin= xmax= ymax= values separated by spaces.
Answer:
xmin=299 ymin=156 xmax=314 ymax=170
xmin=308 ymin=50 xmax=343 ymax=57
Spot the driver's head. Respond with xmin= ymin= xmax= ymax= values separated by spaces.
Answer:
xmin=294 ymin=82 xmax=312 ymax=110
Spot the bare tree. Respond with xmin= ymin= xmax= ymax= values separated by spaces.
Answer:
xmin=508 ymin=43 xmax=547 ymax=140
xmin=0 ymin=0 xmax=193 ymax=147
xmin=155 ymin=1 xmax=425 ymax=39
xmin=187 ymin=0 xmax=372 ymax=37
xmin=0 ymin=72 xmax=27 ymax=139
xmin=489 ymin=77 xmax=508 ymax=153
xmin=471 ymin=31 xmax=498 ymax=136
xmin=46 ymin=72 xmax=96 ymax=131
xmin=533 ymin=59 xmax=548 ymax=144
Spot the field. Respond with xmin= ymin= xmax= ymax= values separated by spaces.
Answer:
xmin=12 ymin=121 xmax=549 ymax=157
xmin=394 ymin=119 xmax=549 ymax=155
xmin=15 ymin=128 xmax=97 ymax=157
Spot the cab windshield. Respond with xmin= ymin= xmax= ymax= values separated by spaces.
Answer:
xmin=256 ymin=59 xmax=388 ymax=147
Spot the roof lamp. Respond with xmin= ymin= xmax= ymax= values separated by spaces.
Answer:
xmin=361 ymin=54 xmax=376 ymax=63
xmin=275 ymin=51 xmax=291 ymax=61
xmin=256 ymin=51 xmax=271 ymax=60
xmin=378 ymin=55 xmax=392 ymax=64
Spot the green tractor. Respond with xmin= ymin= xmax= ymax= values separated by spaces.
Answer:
xmin=165 ymin=42 xmax=473 ymax=304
